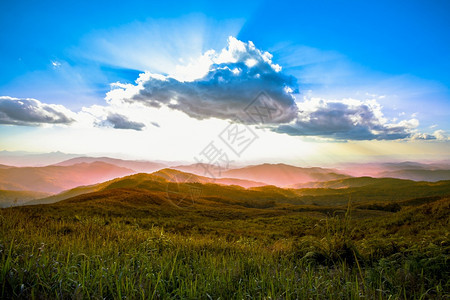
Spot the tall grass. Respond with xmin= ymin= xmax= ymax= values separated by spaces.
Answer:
xmin=0 ymin=198 xmax=449 ymax=299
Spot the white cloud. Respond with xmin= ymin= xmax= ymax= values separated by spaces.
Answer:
xmin=51 ymin=61 xmax=61 ymax=68
xmin=105 ymin=37 xmax=299 ymax=124
xmin=433 ymin=130 xmax=448 ymax=141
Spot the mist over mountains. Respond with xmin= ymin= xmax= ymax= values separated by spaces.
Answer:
xmin=0 ymin=151 xmax=449 ymax=208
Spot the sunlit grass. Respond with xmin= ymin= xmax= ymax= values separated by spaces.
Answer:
xmin=0 ymin=195 xmax=449 ymax=299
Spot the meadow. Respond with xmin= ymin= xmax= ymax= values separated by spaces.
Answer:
xmin=0 ymin=174 xmax=449 ymax=299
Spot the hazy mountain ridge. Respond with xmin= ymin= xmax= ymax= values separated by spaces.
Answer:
xmin=378 ymin=169 xmax=450 ymax=181
xmin=0 ymin=164 xmax=15 ymax=169
xmin=54 ymin=157 xmax=167 ymax=173
xmin=291 ymin=176 xmax=418 ymax=189
xmin=338 ymin=161 xmax=450 ymax=179
xmin=0 ymin=151 xmax=80 ymax=167
xmin=0 ymin=190 xmax=50 ymax=207
xmin=1 ymin=154 xmax=449 ymax=206
xmin=221 ymin=163 xmax=350 ymax=186
xmin=153 ymin=168 xmax=266 ymax=188
xmin=25 ymin=169 xmax=450 ymax=208
xmin=0 ymin=162 xmax=136 ymax=193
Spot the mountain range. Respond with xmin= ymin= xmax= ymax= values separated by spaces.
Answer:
xmin=18 ymin=169 xmax=450 ymax=209
xmin=0 ymin=153 xmax=449 ymax=207
xmin=0 ymin=162 xmax=135 ymax=193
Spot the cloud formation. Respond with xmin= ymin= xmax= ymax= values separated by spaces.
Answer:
xmin=0 ymin=96 xmax=74 ymax=126
xmin=276 ymin=98 xmax=419 ymax=140
xmin=0 ymin=36 xmax=445 ymax=142
xmin=106 ymin=37 xmax=298 ymax=124
xmin=96 ymin=113 xmax=146 ymax=131
xmin=411 ymin=130 xmax=448 ymax=141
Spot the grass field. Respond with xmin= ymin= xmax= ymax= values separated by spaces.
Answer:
xmin=0 ymin=175 xmax=449 ymax=299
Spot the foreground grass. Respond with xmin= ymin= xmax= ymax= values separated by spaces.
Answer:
xmin=0 ymin=196 xmax=449 ymax=299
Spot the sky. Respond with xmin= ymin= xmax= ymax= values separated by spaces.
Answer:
xmin=0 ymin=0 xmax=449 ymax=165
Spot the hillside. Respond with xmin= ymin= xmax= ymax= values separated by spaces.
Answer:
xmin=2 ymin=173 xmax=449 ymax=299
xmin=0 ymin=162 xmax=136 ymax=193
xmin=221 ymin=163 xmax=349 ymax=186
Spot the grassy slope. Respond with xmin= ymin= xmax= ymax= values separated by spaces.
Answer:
xmin=1 ymin=171 xmax=449 ymax=298
xmin=0 ymin=187 xmax=448 ymax=299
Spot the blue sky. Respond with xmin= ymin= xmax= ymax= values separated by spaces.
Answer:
xmin=0 ymin=0 xmax=449 ymax=162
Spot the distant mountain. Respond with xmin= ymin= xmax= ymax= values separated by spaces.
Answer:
xmin=172 ymin=163 xmax=243 ymax=178
xmin=221 ymin=163 xmax=349 ymax=187
xmin=0 ymin=150 xmax=80 ymax=167
xmin=172 ymin=163 xmax=218 ymax=176
xmin=0 ymin=190 xmax=50 ymax=207
xmin=291 ymin=179 xmax=450 ymax=206
xmin=337 ymin=161 xmax=450 ymax=177
xmin=291 ymin=177 xmax=418 ymax=189
xmin=380 ymin=161 xmax=450 ymax=171
xmin=379 ymin=169 xmax=450 ymax=182
xmin=0 ymin=162 xmax=136 ymax=193
xmin=153 ymin=168 xmax=266 ymax=188
xmin=55 ymin=157 xmax=167 ymax=173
